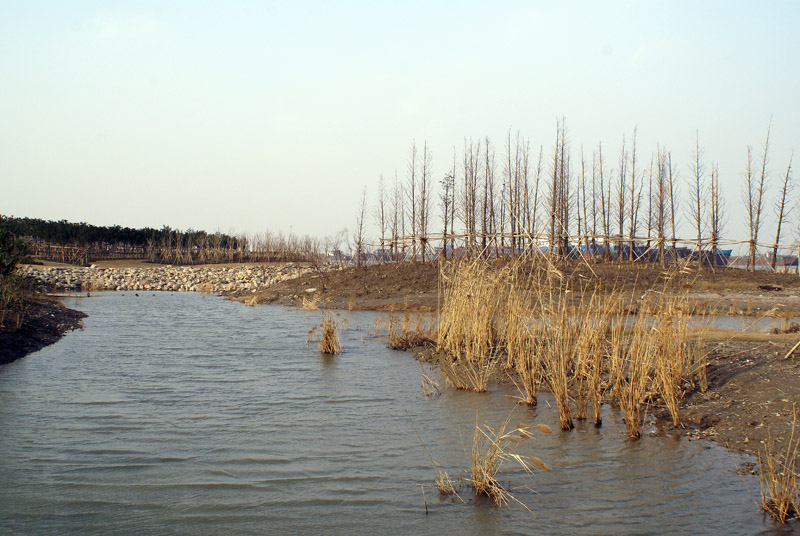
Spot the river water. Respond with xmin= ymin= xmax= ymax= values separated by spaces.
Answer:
xmin=0 ymin=293 xmax=794 ymax=535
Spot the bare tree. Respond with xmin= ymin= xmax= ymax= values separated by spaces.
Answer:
xmin=653 ymin=149 xmax=669 ymax=266
xmin=596 ymin=143 xmax=612 ymax=260
xmin=667 ymin=152 xmax=679 ymax=262
xmin=548 ymin=120 xmax=571 ymax=256
xmin=744 ymin=121 xmax=772 ymax=271
xmin=406 ymin=143 xmax=418 ymax=261
xmin=484 ymin=137 xmax=497 ymax=255
xmin=688 ymin=131 xmax=705 ymax=265
xmin=557 ymin=121 xmax=571 ymax=256
xmin=530 ymin=146 xmax=543 ymax=252
xmin=628 ymin=128 xmax=641 ymax=260
xmin=353 ymin=186 xmax=368 ymax=267
xmin=645 ymin=154 xmax=654 ymax=253
xmin=580 ymin=147 xmax=589 ymax=253
xmin=616 ymin=135 xmax=628 ymax=259
xmin=771 ymin=153 xmax=793 ymax=269
xmin=548 ymin=126 xmax=560 ymax=254
xmin=390 ymin=172 xmax=402 ymax=261
xmin=418 ymin=141 xmax=433 ymax=262
xmin=439 ymin=154 xmax=454 ymax=260
xmin=461 ymin=139 xmax=481 ymax=256
xmin=374 ymin=174 xmax=387 ymax=262
xmin=709 ymin=162 xmax=726 ymax=267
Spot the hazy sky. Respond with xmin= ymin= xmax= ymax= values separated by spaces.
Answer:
xmin=1 ymin=1 xmax=798 ymax=245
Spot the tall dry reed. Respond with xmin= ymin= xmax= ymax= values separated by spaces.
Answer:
xmin=319 ymin=310 xmax=342 ymax=355
xmin=435 ymin=258 xmax=708 ymax=436
xmin=469 ymin=412 xmax=551 ymax=509
xmin=759 ymin=408 xmax=799 ymax=523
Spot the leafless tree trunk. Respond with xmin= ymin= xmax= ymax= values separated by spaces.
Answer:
xmin=530 ymin=146 xmax=543 ymax=254
xmin=549 ymin=125 xmax=560 ymax=255
xmin=616 ymin=135 xmax=628 ymax=260
xmin=628 ymin=128 xmax=640 ymax=261
xmin=461 ymin=139 xmax=481 ymax=257
xmin=654 ymin=149 xmax=668 ymax=266
xmin=557 ymin=121 xmax=571 ymax=257
xmin=374 ymin=174 xmax=387 ymax=263
xmin=596 ymin=143 xmax=611 ymax=260
xmin=391 ymin=172 xmax=402 ymax=261
xmin=709 ymin=162 xmax=726 ymax=267
xmin=406 ymin=142 xmax=418 ymax=261
xmin=745 ymin=121 xmax=771 ymax=271
xmin=484 ymin=137 xmax=497 ymax=256
xmin=667 ymin=152 xmax=679 ymax=263
xmin=645 ymin=154 xmax=653 ymax=254
xmin=418 ymin=141 xmax=432 ymax=262
xmin=771 ymin=153 xmax=793 ymax=269
xmin=354 ymin=186 xmax=367 ymax=267
xmin=520 ymin=138 xmax=531 ymax=254
xmin=688 ymin=131 xmax=705 ymax=266
xmin=440 ymin=154 xmax=456 ymax=260
xmin=580 ymin=147 xmax=589 ymax=253
xmin=505 ymin=130 xmax=516 ymax=256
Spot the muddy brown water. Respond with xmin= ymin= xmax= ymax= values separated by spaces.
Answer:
xmin=0 ymin=293 xmax=796 ymax=534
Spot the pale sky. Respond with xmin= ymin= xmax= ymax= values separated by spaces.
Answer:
xmin=1 ymin=1 xmax=798 ymax=246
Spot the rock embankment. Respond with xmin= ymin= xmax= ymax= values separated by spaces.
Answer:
xmin=20 ymin=264 xmax=314 ymax=294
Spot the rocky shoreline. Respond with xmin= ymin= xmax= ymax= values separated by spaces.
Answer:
xmin=19 ymin=263 xmax=316 ymax=294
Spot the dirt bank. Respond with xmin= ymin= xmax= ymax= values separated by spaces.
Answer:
xmin=235 ymin=259 xmax=800 ymax=315
xmin=0 ymin=294 xmax=86 ymax=366
xmin=234 ymin=262 xmax=440 ymax=310
xmin=675 ymin=335 xmax=800 ymax=462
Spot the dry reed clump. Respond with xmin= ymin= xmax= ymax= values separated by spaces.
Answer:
xmin=437 ymin=353 xmax=492 ymax=393
xmin=318 ymin=310 xmax=342 ymax=355
xmin=302 ymin=293 xmax=320 ymax=310
xmin=387 ymin=310 xmax=437 ymax=350
xmin=469 ymin=412 xmax=552 ymax=509
xmin=436 ymin=258 xmax=710 ymax=437
xmin=420 ymin=366 xmax=442 ymax=397
xmin=759 ymin=407 xmax=800 ymax=523
xmin=614 ymin=327 xmax=656 ymax=439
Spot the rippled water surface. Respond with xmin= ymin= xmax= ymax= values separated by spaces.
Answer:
xmin=0 ymin=293 xmax=794 ymax=535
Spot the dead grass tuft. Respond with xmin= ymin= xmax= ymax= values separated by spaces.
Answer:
xmin=759 ymin=407 xmax=800 ymax=523
xmin=318 ymin=310 xmax=342 ymax=355
xmin=469 ymin=412 xmax=551 ymax=510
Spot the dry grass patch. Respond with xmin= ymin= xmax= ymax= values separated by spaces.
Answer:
xmin=437 ymin=353 xmax=493 ymax=393
xmin=318 ymin=310 xmax=342 ymax=355
xmin=759 ymin=408 xmax=800 ymax=523
xmin=435 ymin=258 xmax=712 ymax=437
xmin=469 ymin=413 xmax=552 ymax=510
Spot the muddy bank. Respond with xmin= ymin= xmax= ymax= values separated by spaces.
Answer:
xmin=20 ymin=262 xmax=315 ymax=295
xmin=238 ymin=260 xmax=800 ymax=315
xmin=0 ymin=294 xmax=86 ymax=366
xmin=235 ymin=262 xmax=440 ymax=310
xmin=675 ymin=336 xmax=800 ymax=462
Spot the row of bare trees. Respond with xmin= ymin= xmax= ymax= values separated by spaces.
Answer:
xmin=361 ymin=120 xmax=795 ymax=271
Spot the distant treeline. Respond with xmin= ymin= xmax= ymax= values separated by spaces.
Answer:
xmin=0 ymin=216 xmax=242 ymax=249
xmin=0 ymin=216 xmax=330 ymax=266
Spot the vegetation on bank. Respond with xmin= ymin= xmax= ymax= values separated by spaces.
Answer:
xmin=0 ymin=215 xmax=337 ymax=266
xmin=0 ymin=229 xmax=30 ymax=330
xmin=365 ymin=257 xmax=799 ymax=521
